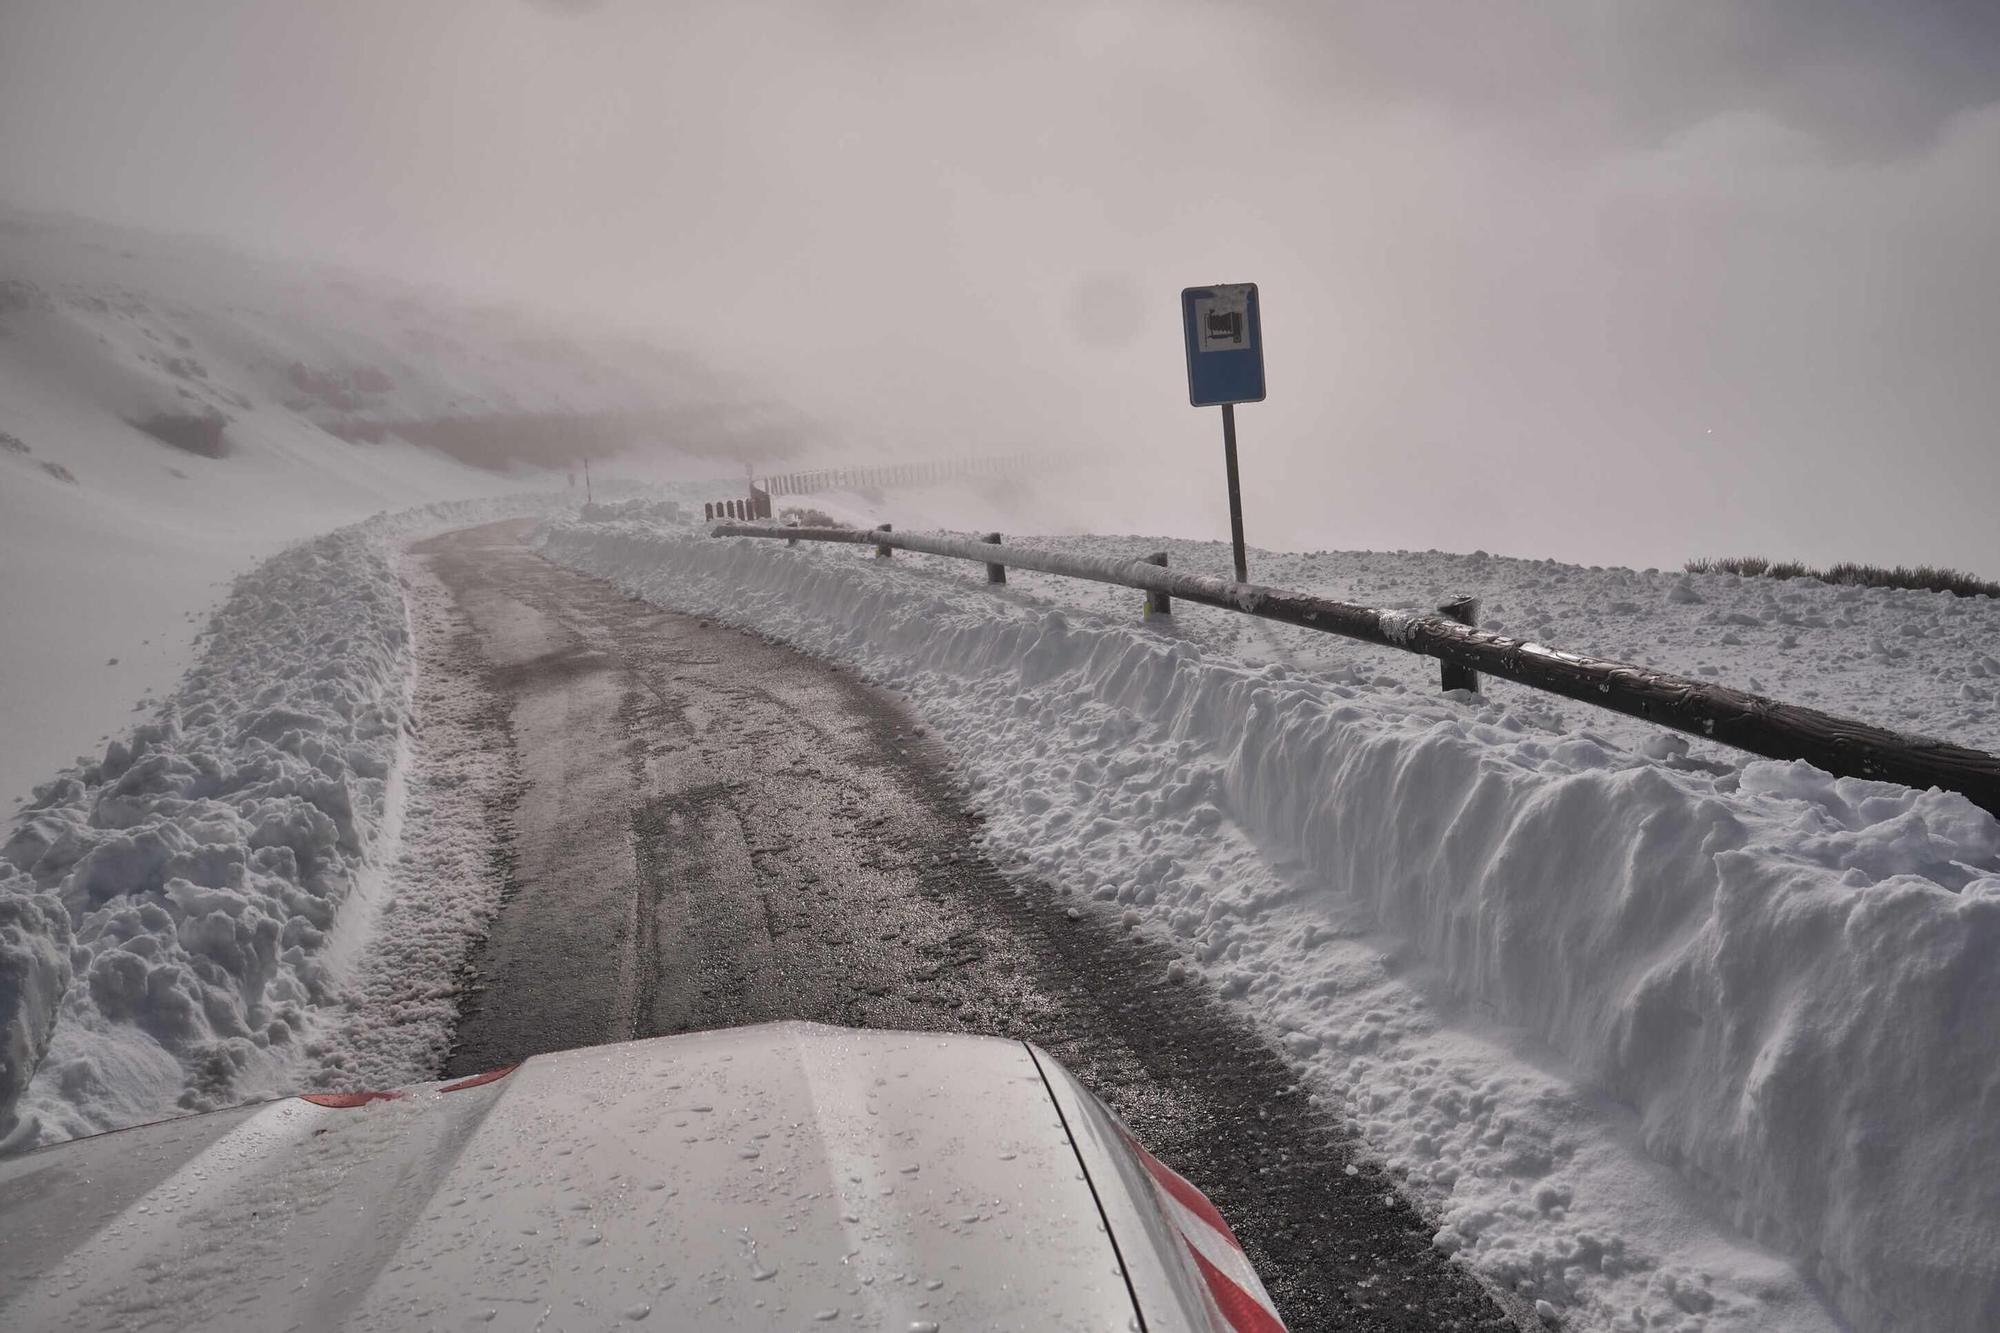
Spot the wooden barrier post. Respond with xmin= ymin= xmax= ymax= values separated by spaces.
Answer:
xmin=984 ymin=532 xmax=1006 ymax=584
xmin=786 ymin=519 xmax=799 ymax=547
xmin=1144 ymin=551 xmax=1171 ymax=617
xmin=1438 ymin=596 xmax=1480 ymax=694
xmin=875 ymin=523 xmax=893 ymax=559
xmin=704 ymin=502 xmax=714 ymax=521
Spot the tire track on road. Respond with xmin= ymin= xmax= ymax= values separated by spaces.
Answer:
xmin=420 ymin=519 xmax=1534 ymax=1333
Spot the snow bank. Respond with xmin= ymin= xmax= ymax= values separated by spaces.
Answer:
xmin=0 ymin=874 xmax=71 ymax=1129
xmin=0 ymin=495 xmax=567 ymax=1150
xmin=538 ymin=518 xmax=2000 ymax=1333
xmin=0 ymin=529 xmax=407 ymax=1148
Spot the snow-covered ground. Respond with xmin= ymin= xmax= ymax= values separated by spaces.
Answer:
xmin=534 ymin=493 xmax=2000 ymax=1333
xmin=2 ymin=465 xmax=1994 ymax=1329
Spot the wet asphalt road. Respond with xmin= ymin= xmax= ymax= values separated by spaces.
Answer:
xmin=413 ymin=520 xmax=1530 ymax=1333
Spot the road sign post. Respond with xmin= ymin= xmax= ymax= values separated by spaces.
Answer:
xmin=1220 ymin=401 xmax=1244 ymax=583
xmin=1181 ymin=283 xmax=1264 ymax=584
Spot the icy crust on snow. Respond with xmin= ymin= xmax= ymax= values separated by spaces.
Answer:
xmin=539 ymin=519 xmax=2000 ymax=1333
xmin=0 ymin=495 xmax=570 ymax=1150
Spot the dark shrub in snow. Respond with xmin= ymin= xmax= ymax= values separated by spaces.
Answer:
xmin=1687 ymin=554 xmax=1999 ymax=599
xmin=130 ymin=410 xmax=229 ymax=458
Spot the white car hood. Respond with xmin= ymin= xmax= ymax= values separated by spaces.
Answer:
xmin=0 ymin=1023 xmax=1143 ymax=1331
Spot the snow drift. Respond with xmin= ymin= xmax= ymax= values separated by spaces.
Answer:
xmin=0 ymin=497 xmax=566 ymax=1150
xmin=0 ymin=529 xmax=409 ymax=1148
xmin=538 ymin=515 xmax=2000 ymax=1333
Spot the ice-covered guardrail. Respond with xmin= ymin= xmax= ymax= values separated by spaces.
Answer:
xmin=713 ymin=521 xmax=2000 ymax=819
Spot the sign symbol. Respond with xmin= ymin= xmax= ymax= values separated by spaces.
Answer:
xmin=1181 ymin=283 xmax=1263 ymax=398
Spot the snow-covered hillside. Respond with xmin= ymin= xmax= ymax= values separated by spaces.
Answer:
xmin=0 ymin=211 xmax=795 ymax=807
xmin=537 ymin=499 xmax=1999 ymax=1333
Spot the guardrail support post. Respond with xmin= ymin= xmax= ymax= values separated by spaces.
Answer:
xmin=1144 ymin=552 xmax=1171 ymax=617
xmin=875 ymin=523 xmax=893 ymax=559
xmin=1438 ymin=596 xmax=1480 ymax=694
xmin=984 ymin=532 xmax=1006 ymax=584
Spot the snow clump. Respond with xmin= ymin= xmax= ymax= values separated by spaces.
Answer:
xmin=0 ymin=530 xmax=410 ymax=1148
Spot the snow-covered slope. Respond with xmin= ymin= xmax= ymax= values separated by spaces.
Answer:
xmin=0 ymin=211 xmax=793 ymax=808
xmin=537 ymin=504 xmax=2000 ymax=1333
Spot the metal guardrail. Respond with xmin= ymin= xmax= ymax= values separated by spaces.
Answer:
xmin=760 ymin=454 xmax=1034 ymax=498
xmin=700 ymin=454 xmax=1042 ymax=523
xmin=709 ymin=521 xmax=2000 ymax=818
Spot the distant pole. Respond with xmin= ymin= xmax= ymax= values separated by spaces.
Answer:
xmin=1221 ymin=403 xmax=1246 ymax=583
xmin=584 ymin=457 xmax=593 ymax=505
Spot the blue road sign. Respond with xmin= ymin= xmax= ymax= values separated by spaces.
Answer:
xmin=1181 ymin=283 xmax=1265 ymax=407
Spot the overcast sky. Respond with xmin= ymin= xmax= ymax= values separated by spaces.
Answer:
xmin=3 ymin=0 xmax=1997 ymax=573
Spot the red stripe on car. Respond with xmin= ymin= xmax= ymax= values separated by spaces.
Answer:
xmin=300 ymin=1063 xmax=519 ymax=1108
xmin=438 ymin=1064 xmax=519 ymax=1093
xmin=1123 ymin=1131 xmax=1243 ymax=1249
xmin=298 ymin=1089 xmax=403 ymax=1108
xmin=1187 ymin=1241 xmax=1289 ymax=1333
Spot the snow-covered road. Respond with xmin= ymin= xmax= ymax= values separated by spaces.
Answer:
xmin=413 ymin=519 xmax=1532 ymax=1331
xmin=534 ymin=503 xmax=2000 ymax=1333
xmin=6 ymin=490 xmax=1997 ymax=1333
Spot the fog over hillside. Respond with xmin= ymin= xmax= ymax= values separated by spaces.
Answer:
xmin=2 ymin=0 xmax=1996 ymax=574
xmin=0 ymin=210 xmax=813 ymax=804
